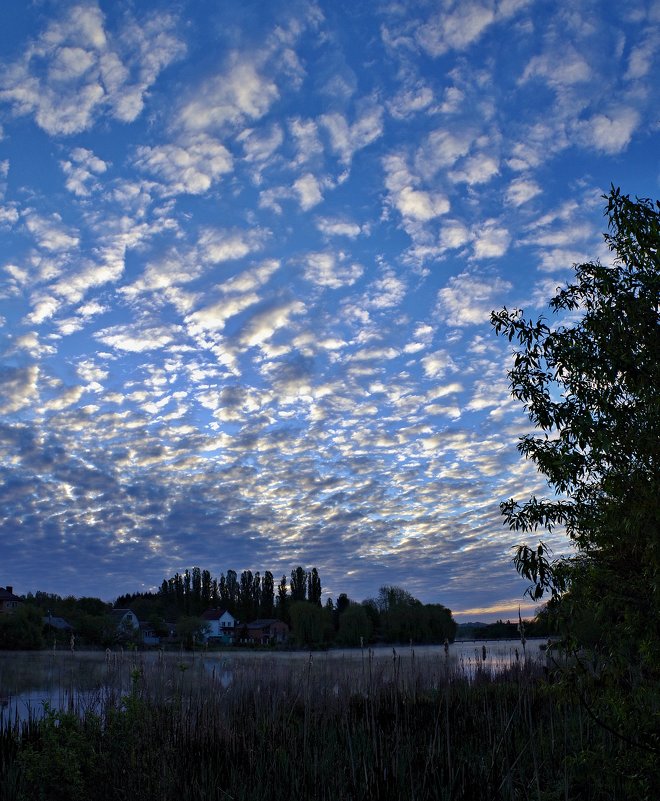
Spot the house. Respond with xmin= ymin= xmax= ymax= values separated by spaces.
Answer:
xmin=111 ymin=608 xmax=140 ymax=640
xmin=241 ymin=619 xmax=289 ymax=645
xmin=139 ymin=621 xmax=160 ymax=647
xmin=43 ymin=615 xmax=73 ymax=633
xmin=111 ymin=608 xmax=139 ymax=629
xmin=0 ymin=586 xmax=22 ymax=615
xmin=201 ymin=608 xmax=237 ymax=643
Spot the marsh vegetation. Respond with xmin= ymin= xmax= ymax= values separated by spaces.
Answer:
xmin=0 ymin=646 xmax=655 ymax=800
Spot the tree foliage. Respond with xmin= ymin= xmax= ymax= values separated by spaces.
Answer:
xmin=0 ymin=604 xmax=44 ymax=650
xmin=492 ymin=188 xmax=659 ymax=755
xmin=289 ymin=601 xmax=332 ymax=647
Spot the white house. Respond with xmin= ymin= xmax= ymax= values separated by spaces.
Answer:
xmin=201 ymin=608 xmax=237 ymax=643
xmin=111 ymin=608 xmax=140 ymax=638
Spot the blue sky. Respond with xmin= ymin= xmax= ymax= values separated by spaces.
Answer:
xmin=0 ymin=0 xmax=658 ymax=620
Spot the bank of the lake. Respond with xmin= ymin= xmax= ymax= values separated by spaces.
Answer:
xmin=1 ymin=643 xmax=655 ymax=801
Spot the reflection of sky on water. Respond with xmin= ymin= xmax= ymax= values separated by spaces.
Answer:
xmin=1 ymin=640 xmax=548 ymax=723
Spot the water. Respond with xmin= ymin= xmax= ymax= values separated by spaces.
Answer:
xmin=0 ymin=639 xmax=548 ymax=724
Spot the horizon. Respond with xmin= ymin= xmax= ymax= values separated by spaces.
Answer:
xmin=1 ymin=0 xmax=658 ymax=623
xmin=7 ymin=573 xmax=549 ymax=624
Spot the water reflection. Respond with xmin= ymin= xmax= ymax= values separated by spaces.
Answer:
xmin=0 ymin=639 xmax=547 ymax=724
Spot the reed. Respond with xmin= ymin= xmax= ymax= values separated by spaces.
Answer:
xmin=0 ymin=650 xmax=656 ymax=800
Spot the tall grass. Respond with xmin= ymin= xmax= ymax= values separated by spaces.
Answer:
xmin=0 ymin=650 xmax=656 ymax=800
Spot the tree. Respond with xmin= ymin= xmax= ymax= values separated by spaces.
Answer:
xmin=191 ymin=567 xmax=202 ymax=614
xmin=0 ymin=605 xmax=44 ymax=650
xmin=289 ymin=601 xmax=332 ymax=647
xmin=290 ymin=567 xmax=307 ymax=602
xmin=336 ymin=603 xmax=373 ymax=646
xmin=183 ymin=570 xmax=192 ymax=614
xmin=261 ymin=571 xmax=275 ymax=617
xmin=238 ymin=570 xmax=255 ymax=621
xmin=307 ymin=567 xmax=322 ymax=606
xmin=201 ymin=569 xmax=212 ymax=610
xmin=276 ymin=574 xmax=289 ymax=624
xmin=375 ymin=585 xmax=417 ymax=614
xmin=492 ymin=188 xmax=659 ymax=760
xmin=225 ymin=570 xmax=239 ymax=612
xmin=253 ymin=572 xmax=260 ymax=614
xmin=175 ymin=616 xmax=210 ymax=650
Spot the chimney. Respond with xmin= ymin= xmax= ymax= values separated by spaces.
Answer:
xmin=6 ymin=586 xmax=12 ymax=594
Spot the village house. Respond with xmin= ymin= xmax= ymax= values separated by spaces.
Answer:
xmin=201 ymin=609 xmax=237 ymax=644
xmin=241 ymin=619 xmax=289 ymax=645
xmin=139 ymin=621 xmax=161 ymax=647
xmin=110 ymin=608 xmax=140 ymax=640
xmin=0 ymin=586 xmax=22 ymax=615
xmin=42 ymin=615 xmax=73 ymax=633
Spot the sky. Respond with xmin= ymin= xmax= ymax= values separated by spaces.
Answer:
xmin=0 ymin=0 xmax=658 ymax=621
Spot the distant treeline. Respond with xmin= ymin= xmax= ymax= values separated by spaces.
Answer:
xmin=458 ymin=614 xmax=553 ymax=641
xmin=151 ymin=565 xmax=321 ymax=622
xmin=3 ymin=566 xmax=464 ymax=649
xmin=120 ymin=567 xmax=458 ymax=648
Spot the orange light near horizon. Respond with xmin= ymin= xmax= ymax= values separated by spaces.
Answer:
xmin=453 ymin=599 xmax=540 ymax=621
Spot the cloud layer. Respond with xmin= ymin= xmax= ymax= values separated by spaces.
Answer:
xmin=0 ymin=0 xmax=657 ymax=618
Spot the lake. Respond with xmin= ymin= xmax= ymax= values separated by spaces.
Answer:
xmin=0 ymin=639 xmax=548 ymax=724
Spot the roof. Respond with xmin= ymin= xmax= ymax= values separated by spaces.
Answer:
xmin=111 ymin=608 xmax=135 ymax=616
xmin=43 ymin=616 xmax=73 ymax=630
xmin=0 ymin=587 xmax=21 ymax=602
xmin=139 ymin=621 xmax=158 ymax=632
xmin=201 ymin=608 xmax=234 ymax=621
xmin=246 ymin=619 xmax=288 ymax=629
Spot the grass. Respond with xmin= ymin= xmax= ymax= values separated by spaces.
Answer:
xmin=0 ymin=648 xmax=657 ymax=800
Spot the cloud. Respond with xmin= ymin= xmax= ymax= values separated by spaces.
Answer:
xmin=237 ymin=299 xmax=306 ymax=349
xmin=55 ymin=299 xmax=109 ymax=337
xmin=472 ymin=221 xmax=510 ymax=259
xmin=177 ymin=57 xmax=279 ymax=133
xmin=505 ymin=177 xmax=542 ymax=206
xmin=383 ymin=154 xmax=450 ymax=222
xmin=186 ymin=293 xmax=262 ymax=334
xmin=197 ymin=227 xmax=267 ymax=264
xmin=421 ymin=350 xmax=458 ymax=379
xmin=580 ymin=107 xmax=640 ymax=154
xmin=239 ymin=124 xmax=284 ymax=164
xmin=134 ymin=134 xmax=233 ymax=195
xmin=44 ymin=242 xmax=128 ymax=308
xmin=24 ymin=211 xmax=79 ymax=252
xmin=184 ymin=259 xmax=280 ymax=334
xmin=0 ymin=365 xmax=39 ymax=414
xmin=521 ymin=47 xmax=592 ymax=89
xmin=94 ymin=323 xmax=177 ymax=352
xmin=396 ymin=187 xmax=450 ymax=221
xmin=436 ymin=271 xmax=513 ymax=326
xmin=439 ymin=220 xmax=471 ymax=250
xmin=416 ymin=2 xmax=496 ymax=57
xmin=293 ymin=173 xmax=324 ymax=210
xmin=0 ymin=205 xmax=19 ymax=226
xmin=625 ymin=32 xmax=660 ymax=79
xmin=314 ymin=217 xmax=362 ymax=238
xmin=60 ymin=147 xmax=108 ymax=196
xmin=43 ymin=384 xmax=85 ymax=412
xmin=303 ymin=252 xmax=364 ymax=289
xmin=415 ymin=128 xmax=474 ymax=177
xmin=0 ymin=4 xmax=184 ymax=135
xmin=449 ymin=153 xmax=499 ymax=186
xmin=388 ymin=83 xmax=434 ymax=119
xmin=320 ymin=105 xmax=384 ymax=166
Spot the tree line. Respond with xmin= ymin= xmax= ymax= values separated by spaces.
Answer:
xmin=1 ymin=567 xmax=456 ymax=650
xmin=151 ymin=564 xmax=322 ymax=622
